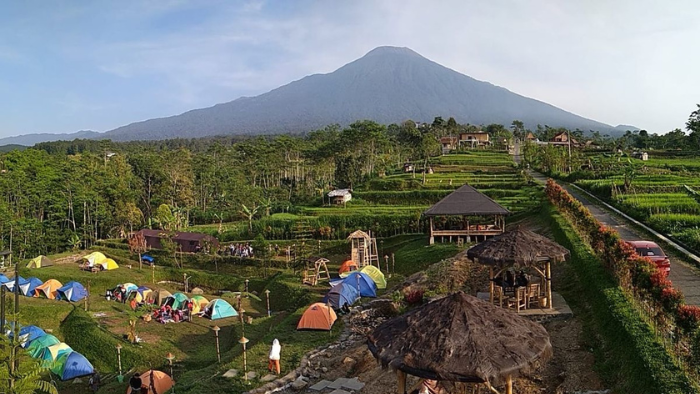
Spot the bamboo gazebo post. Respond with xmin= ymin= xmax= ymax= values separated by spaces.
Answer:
xmin=397 ymin=370 xmax=407 ymax=394
xmin=489 ymin=267 xmax=495 ymax=304
xmin=506 ymin=376 xmax=513 ymax=394
xmin=546 ymin=261 xmax=553 ymax=309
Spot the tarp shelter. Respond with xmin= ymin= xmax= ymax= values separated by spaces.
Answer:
xmin=27 ymin=334 xmax=60 ymax=358
xmin=323 ymin=283 xmax=360 ymax=309
xmin=339 ymin=260 xmax=359 ymax=275
xmin=361 ymin=265 xmax=387 ymax=289
xmin=203 ymin=299 xmax=238 ymax=320
xmin=163 ymin=292 xmax=189 ymax=310
xmin=3 ymin=276 xmax=26 ymax=292
xmin=34 ymin=279 xmax=63 ymax=299
xmin=82 ymin=252 xmax=107 ymax=267
xmin=126 ymin=370 xmax=174 ymax=394
xmin=39 ymin=343 xmax=72 ymax=364
xmin=27 ymin=255 xmax=54 ymax=268
xmin=57 ymin=281 xmax=88 ymax=302
xmin=190 ymin=295 xmax=209 ymax=314
xmin=297 ymin=303 xmax=337 ymax=331
xmin=100 ymin=258 xmax=119 ymax=270
xmin=53 ymin=351 xmax=94 ymax=380
xmin=20 ymin=277 xmax=44 ymax=297
xmin=0 ymin=274 xmax=9 ymax=284
xmin=141 ymin=255 xmax=154 ymax=263
xmin=18 ymin=325 xmax=45 ymax=348
xmin=340 ymin=272 xmax=377 ymax=297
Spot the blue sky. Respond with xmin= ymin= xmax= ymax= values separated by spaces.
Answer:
xmin=1 ymin=0 xmax=699 ymax=138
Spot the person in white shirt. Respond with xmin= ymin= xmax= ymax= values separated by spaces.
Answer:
xmin=268 ymin=338 xmax=281 ymax=374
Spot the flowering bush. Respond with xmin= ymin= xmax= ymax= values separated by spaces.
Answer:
xmin=677 ymin=305 xmax=700 ymax=334
xmin=404 ymin=289 xmax=425 ymax=305
xmin=660 ymin=287 xmax=684 ymax=314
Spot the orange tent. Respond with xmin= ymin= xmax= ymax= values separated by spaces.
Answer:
xmin=34 ymin=279 xmax=63 ymax=299
xmin=297 ymin=302 xmax=337 ymax=331
xmin=126 ymin=370 xmax=174 ymax=394
xmin=339 ymin=260 xmax=358 ymax=275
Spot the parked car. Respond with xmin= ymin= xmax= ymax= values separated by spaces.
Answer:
xmin=626 ymin=240 xmax=670 ymax=274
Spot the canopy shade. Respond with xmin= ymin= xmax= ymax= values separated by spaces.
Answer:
xmin=423 ymin=184 xmax=510 ymax=217
xmin=465 ymin=228 xmax=569 ymax=267
xmin=367 ymin=291 xmax=552 ymax=385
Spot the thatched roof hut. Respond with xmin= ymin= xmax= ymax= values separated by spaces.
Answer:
xmin=368 ymin=292 xmax=552 ymax=392
xmin=464 ymin=228 xmax=569 ymax=309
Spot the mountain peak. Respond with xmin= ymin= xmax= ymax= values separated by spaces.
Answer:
xmin=363 ymin=46 xmax=422 ymax=58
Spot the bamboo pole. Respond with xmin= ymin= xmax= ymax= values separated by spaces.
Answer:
xmin=506 ymin=376 xmax=513 ymax=394
xmin=397 ymin=370 xmax=407 ymax=394
xmin=489 ymin=267 xmax=494 ymax=304
xmin=546 ymin=261 xmax=553 ymax=309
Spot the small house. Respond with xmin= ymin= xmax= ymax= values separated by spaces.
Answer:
xmin=133 ymin=229 xmax=219 ymax=253
xmin=328 ymin=189 xmax=352 ymax=205
xmin=440 ymin=136 xmax=458 ymax=154
xmin=632 ymin=151 xmax=649 ymax=161
xmin=549 ymin=131 xmax=578 ymax=146
xmin=459 ymin=132 xmax=490 ymax=148
xmin=403 ymin=163 xmax=414 ymax=173
xmin=525 ymin=132 xmax=537 ymax=142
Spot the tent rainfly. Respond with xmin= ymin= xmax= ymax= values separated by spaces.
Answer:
xmin=423 ymin=184 xmax=510 ymax=244
xmin=297 ymin=302 xmax=337 ymax=331
xmin=27 ymin=255 xmax=54 ymax=268
xmin=368 ymin=292 xmax=552 ymax=394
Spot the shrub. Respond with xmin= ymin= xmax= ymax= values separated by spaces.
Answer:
xmin=677 ymin=305 xmax=700 ymax=334
xmin=404 ymin=289 xmax=424 ymax=305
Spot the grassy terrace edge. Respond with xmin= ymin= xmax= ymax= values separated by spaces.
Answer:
xmin=546 ymin=204 xmax=697 ymax=393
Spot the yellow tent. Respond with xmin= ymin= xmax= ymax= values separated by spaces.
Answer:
xmin=27 ymin=255 xmax=54 ymax=268
xmin=190 ymin=295 xmax=209 ymax=314
xmin=361 ymin=265 xmax=387 ymax=289
xmin=82 ymin=252 xmax=107 ymax=266
xmin=99 ymin=259 xmax=119 ymax=271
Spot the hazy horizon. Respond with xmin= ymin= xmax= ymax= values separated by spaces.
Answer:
xmin=1 ymin=0 xmax=699 ymax=139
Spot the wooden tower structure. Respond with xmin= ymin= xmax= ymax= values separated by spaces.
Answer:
xmin=303 ymin=257 xmax=331 ymax=286
xmin=347 ymin=230 xmax=379 ymax=268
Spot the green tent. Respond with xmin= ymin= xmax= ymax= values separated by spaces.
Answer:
xmin=27 ymin=334 xmax=60 ymax=358
xmin=204 ymin=299 xmax=238 ymax=320
xmin=164 ymin=292 xmax=190 ymax=310
xmin=27 ymin=255 xmax=54 ymax=269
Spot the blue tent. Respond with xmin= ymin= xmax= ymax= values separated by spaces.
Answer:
xmin=141 ymin=255 xmax=154 ymax=263
xmin=3 ymin=276 xmax=26 ymax=292
xmin=323 ymin=283 xmax=360 ymax=309
xmin=57 ymin=281 xmax=88 ymax=302
xmin=20 ymin=277 xmax=44 ymax=297
xmin=17 ymin=325 xmax=45 ymax=348
xmin=339 ymin=272 xmax=377 ymax=297
xmin=0 ymin=274 xmax=10 ymax=284
xmin=204 ymin=299 xmax=238 ymax=320
xmin=54 ymin=351 xmax=94 ymax=380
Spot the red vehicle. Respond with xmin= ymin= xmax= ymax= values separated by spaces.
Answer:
xmin=626 ymin=240 xmax=671 ymax=274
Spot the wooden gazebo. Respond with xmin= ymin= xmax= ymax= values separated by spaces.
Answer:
xmin=347 ymin=230 xmax=379 ymax=267
xmin=368 ymin=292 xmax=552 ymax=394
xmin=424 ymin=184 xmax=510 ymax=245
xmin=465 ymin=228 xmax=569 ymax=309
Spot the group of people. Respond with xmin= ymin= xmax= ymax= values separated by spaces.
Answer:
xmin=494 ymin=269 xmax=530 ymax=289
xmin=220 ymin=243 xmax=255 ymax=258
xmin=152 ymin=301 xmax=193 ymax=324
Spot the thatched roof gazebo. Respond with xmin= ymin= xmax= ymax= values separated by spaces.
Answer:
xmin=368 ymin=292 xmax=552 ymax=394
xmin=424 ymin=184 xmax=510 ymax=245
xmin=465 ymin=228 xmax=569 ymax=309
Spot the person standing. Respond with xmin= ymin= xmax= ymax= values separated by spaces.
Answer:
xmin=268 ymin=338 xmax=281 ymax=374
xmin=129 ymin=372 xmax=143 ymax=393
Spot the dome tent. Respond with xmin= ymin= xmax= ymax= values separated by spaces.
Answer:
xmin=203 ymin=299 xmax=238 ymax=320
xmin=27 ymin=255 xmax=54 ymax=268
xmin=297 ymin=303 xmax=337 ymax=331
xmin=3 ymin=276 xmax=26 ymax=292
xmin=57 ymin=281 xmax=88 ymax=302
xmin=163 ymin=292 xmax=190 ymax=310
xmin=27 ymin=334 xmax=60 ymax=358
xmin=82 ymin=252 xmax=107 ymax=266
xmin=322 ymin=282 xmax=360 ymax=309
xmin=39 ymin=343 xmax=73 ymax=365
xmin=337 ymin=271 xmax=377 ymax=297
xmin=34 ymin=279 xmax=63 ymax=299
xmin=190 ymin=295 xmax=209 ymax=314
xmin=52 ymin=351 xmax=94 ymax=380
xmin=361 ymin=265 xmax=387 ymax=289
xmin=20 ymin=277 xmax=44 ymax=297
xmin=338 ymin=260 xmax=359 ymax=276
xmin=126 ymin=370 xmax=174 ymax=394
xmin=18 ymin=325 xmax=45 ymax=348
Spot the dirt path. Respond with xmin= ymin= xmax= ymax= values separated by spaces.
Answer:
xmin=530 ymin=171 xmax=700 ymax=306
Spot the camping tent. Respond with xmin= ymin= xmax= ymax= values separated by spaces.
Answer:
xmin=339 ymin=260 xmax=359 ymax=275
xmin=297 ymin=303 xmax=338 ymax=331
xmin=128 ymin=286 xmax=152 ymax=304
xmin=20 ymin=277 xmax=44 ymax=297
xmin=190 ymin=295 xmax=209 ymax=314
xmin=100 ymin=258 xmax=119 ymax=270
xmin=141 ymin=255 xmax=155 ymax=263
xmin=39 ymin=343 xmax=73 ymax=364
xmin=126 ymin=370 xmax=174 ymax=394
xmin=163 ymin=292 xmax=190 ymax=310
xmin=82 ymin=252 xmax=107 ymax=267
xmin=34 ymin=279 xmax=63 ymax=299
xmin=323 ymin=283 xmax=360 ymax=309
xmin=52 ymin=351 xmax=94 ymax=380
xmin=3 ymin=276 xmax=26 ymax=292
xmin=18 ymin=325 xmax=45 ymax=348
xmin=360 ymin=265 xmax=387 ymax=289
xmin=57 ymin=281 xmax=88 ymax=302
xmin=0 ymin=274 xmax=9 ymax=284
xmin=203 ymin=299 xmax=238 ymax=320
xmin=27 ymin=334 xmax=60 ymax=358
xmin=336 ymin=272 xmax=377 ymax=298
xmin=119 ymin=283 xmax=138 ymax=294
xmin=27 ymin=255 xmax=54 ymax=269
xmin=152 ymin=289 xmax=172 ymax=305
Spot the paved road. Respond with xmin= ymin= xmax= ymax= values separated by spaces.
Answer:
xmin=512 ymin=139 xmax=700 ymax=305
